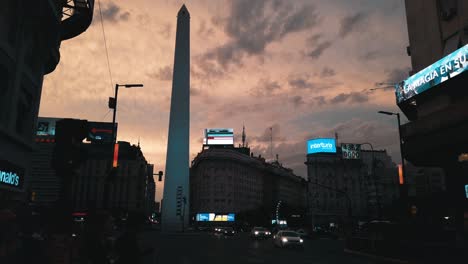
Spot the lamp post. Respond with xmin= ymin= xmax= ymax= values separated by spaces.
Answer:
xmin=378 ymin=111 xmax=408 ymax=207
xmin=104 ymin=83 xmax=143 ymax=210
xmin=359 ymin=142 xmax=382 ymax=219
xmin=110 ymin=83 xmax=144 ymax=144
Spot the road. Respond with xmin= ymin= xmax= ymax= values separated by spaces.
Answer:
xmin=139 ymin=231 xmax=396 ymax=264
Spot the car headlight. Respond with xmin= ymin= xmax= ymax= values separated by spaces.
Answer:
xmin=254 ymin=231 xmax=259 ymax=235
xmin=266 ymin=232 xmax=270 ymax=235
xmin=300 ymin=239 xmax=303 ymax=243
xmin=282 ymin=237 xmax=288 ymax=243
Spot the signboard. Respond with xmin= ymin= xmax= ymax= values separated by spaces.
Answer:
xmin=36 ymin=117 xmax=60 ymax=137
xmin=0 ymin=160 xmax=24 ymax=189
xmin=195 ymin=213 xmax=235 ymax=222
xmin=465 ymin=185 xmax=468 ymax=199
xmin=341 ymin=143 xmax=362 ymax=159
xmin=87 ymin=122 xmax=116 ymax=143
xmin=307 ymin=138 xmax=336 ymax=154
xmin=396 ymin=44 xmax=468 ymax=103
xmin=203 ymin=128 xmax=234 ymax=145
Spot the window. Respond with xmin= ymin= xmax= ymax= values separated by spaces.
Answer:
xmin=439 ymin=0 xmax=458 ymax=21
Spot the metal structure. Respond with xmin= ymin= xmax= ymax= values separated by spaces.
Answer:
xmin=61 ymin=0 xmax=95 ymax=40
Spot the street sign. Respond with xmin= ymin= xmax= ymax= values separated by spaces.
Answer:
xmin=341 ymin=143 xmax=362 ymax=159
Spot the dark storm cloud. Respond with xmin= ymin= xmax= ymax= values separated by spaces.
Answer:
xmin=320 ymin=67 xmax=336 ymax=78
xmin=329 ymin=92 xmax=369 ymax=104
xmin=290 ymin=95 xmax=305 ymax=108
xmin=306 ymin=40 xmax=332 ymax=59
xmin=288 ymin=76 xmax=314 ymax=89
xmin=339 ymin=12 xmax=367 ymax=38
xmin=101 ymin=2 xmax=130 ymax=22
xmin=204 ymin=0 xmax=320 ymax=68
xmin=147 ymin=66 xmax=172 ymax=81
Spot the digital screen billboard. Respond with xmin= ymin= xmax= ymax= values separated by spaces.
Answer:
xmin=36 ymin=117 xmax=60 ymax=137
xmin=396 ymin=44 xmax=468 ymax=104
xmin=87 ymin=122 xmax=116 ymax=143
xmin=307 ymin=138 xmax=336 ymax=154
xmin=203 ymin=128 xmax=234 ymax=146
xmin=196 ymin=213 xmax=235 ymax=222
xmin=341 ymin=143 xmax=362 ymax=159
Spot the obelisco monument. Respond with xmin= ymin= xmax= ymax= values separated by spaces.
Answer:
xmin=162 ymin=4 xmax=190 ymax=232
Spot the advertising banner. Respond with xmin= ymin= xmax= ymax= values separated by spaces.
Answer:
xmin=195 ymin=213 xmax=235 ymax=222
xmin=0 ymin=160 xmax=24 ymax=189
xmin=396 ymin=44 xmax=468 ymax=103
xmin=87 ymin=122 xmax=116 ymax=143
xmin=36 ymin=117 xmax=61 ymax=137
xmin=204 ymin=128 xmax=234 ymax=145
xmin=341 ymin=143 xmax=362 ymax=159
xmin=307 ymin=138 xmax=336 ymax=154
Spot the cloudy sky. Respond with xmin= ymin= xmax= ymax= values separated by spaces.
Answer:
xmin=41 ymin=0 xmax=411 ymax=202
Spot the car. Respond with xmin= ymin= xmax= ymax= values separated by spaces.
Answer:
xmin=296 ymin=229 xmax=308 ymax=238
xmin=222 ymin=227 xmax=236 ymax=236
xmin=273 ymin=231 xmax=304 ymax=248
xmin=250 ymin=227 xmax=271 ymax=239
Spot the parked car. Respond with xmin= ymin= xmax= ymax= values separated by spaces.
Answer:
xmin=250 ymin=227 xmax=271 ymax=239
xmin=222 ymin=227 xmax=236 ymax=236
xmin=296 ymin=229 xmax=308 ymax=238
xmin=273 ymin=231 xmax=304 ymax=248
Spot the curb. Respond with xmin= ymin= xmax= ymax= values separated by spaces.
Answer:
xmin=344 ymin=248 xmax=414 ymax=264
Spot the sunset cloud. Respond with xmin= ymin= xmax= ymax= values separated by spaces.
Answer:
xmin=42 ymin=0 xmax=411 ymax=202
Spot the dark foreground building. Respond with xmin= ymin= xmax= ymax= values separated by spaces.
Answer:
xmin=402 ymin=0 xmax=468 ymax=244
xmin=0 ymin=1 xmax=93 ymax=203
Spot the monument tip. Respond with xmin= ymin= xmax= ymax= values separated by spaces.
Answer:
xmin=178 ymin=4 xmax=190 ymax=18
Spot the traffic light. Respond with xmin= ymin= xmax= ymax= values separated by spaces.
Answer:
xmin=158 ymin=171 xmax=163 ymax=181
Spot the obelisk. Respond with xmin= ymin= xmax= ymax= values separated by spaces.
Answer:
xmin=161 ymin=4 xmax=190 ymax=232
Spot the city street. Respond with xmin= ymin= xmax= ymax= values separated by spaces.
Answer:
xmin=139 ymin=231 xmax=395 ymax=264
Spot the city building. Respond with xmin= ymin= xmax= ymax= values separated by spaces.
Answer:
xmin=145 ymin=164 xmax=156 ymax=215
xmin=190 ymin=147 xmax=307 ymax=224
xmin=0 ymin=1 xmax=93 ymax=203
xmin=402 ymin=0 xmax=468 ymax=240
xmin=306 ymin=143 xmax=400 ymax=228
xmin=405 ymin=163 xmax=446 ymax=198
xmin=31 ymin=117 xmax=155 ymax=216
xmin=361 ymin=150 xmax=400 ymax=217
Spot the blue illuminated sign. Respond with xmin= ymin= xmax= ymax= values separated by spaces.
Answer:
xmin=196 ymin=213 xmax=235 ymax=222
xmin=227 ymin=213 xmax=235 ymax=222
xmin=465 ymin=185 xmax=468 ymax=199
xmin=396 ymin=44 xmax=468 ymax=103
xmin=307 ymin=138 xmax=336 ymax=154
xmin=196 ymin=213 xmax=210 ymax=221
xmin=0 ymin=160 xmax=24 ymax=189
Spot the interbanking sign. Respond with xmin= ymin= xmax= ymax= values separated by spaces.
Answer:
xmin=396 ymin=44 xmax=468 ymax=103
xmin=307 ymin=138 xmax=336 ymax=154
xmin=0 ymin=160 xmax=24 ymax=189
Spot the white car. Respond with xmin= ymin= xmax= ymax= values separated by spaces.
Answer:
xmin=273 ymin=231 xmax=304 ymax=248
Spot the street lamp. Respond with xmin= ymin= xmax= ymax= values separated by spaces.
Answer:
xmin=378 ymin=111 xmax=407 ymax=201
xmin=358 ymin=142 xmax=382 ymax=218
xmin=104 ymin=83 xmax=143 ymax=210
xmin=109 ymin=83 xmax=144 ymax=144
